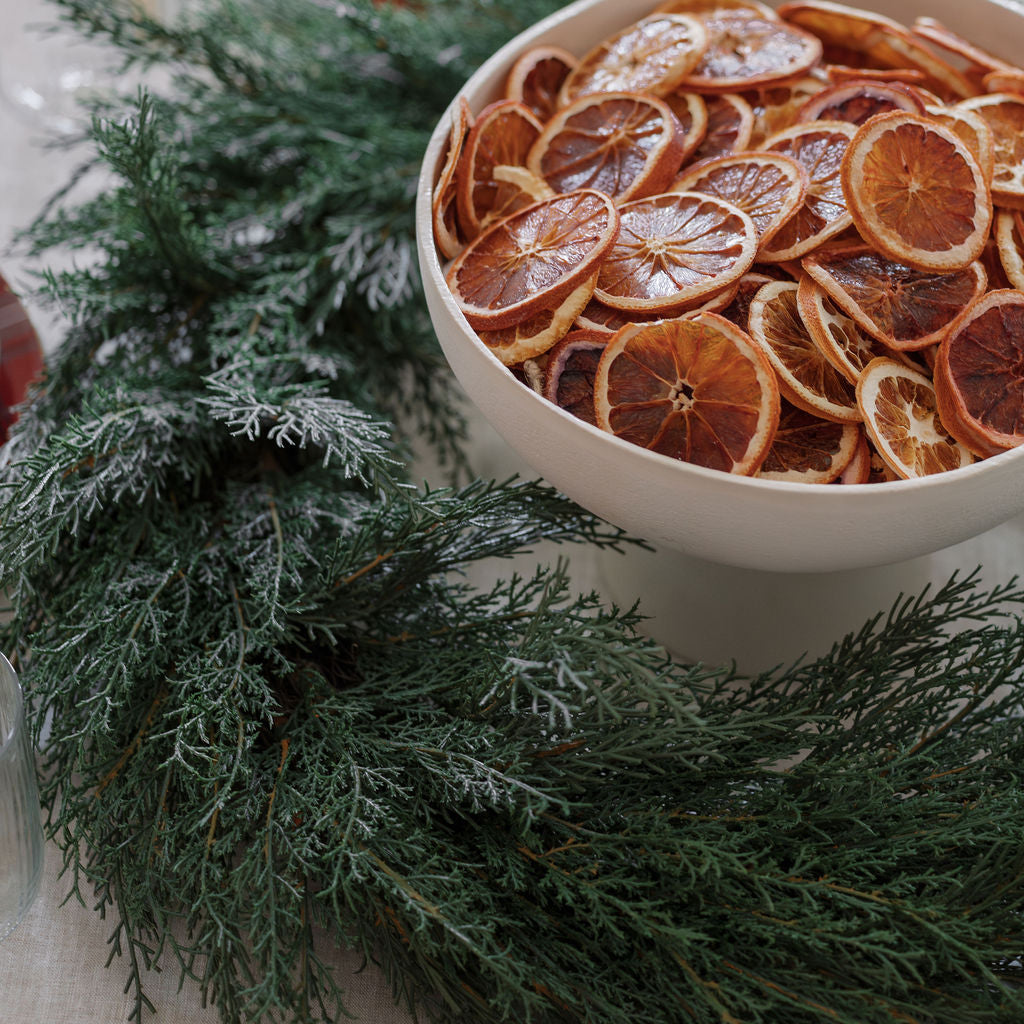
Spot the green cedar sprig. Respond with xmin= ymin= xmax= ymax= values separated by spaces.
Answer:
xmin=1 ymin=2 xmax=1023 ymax=1023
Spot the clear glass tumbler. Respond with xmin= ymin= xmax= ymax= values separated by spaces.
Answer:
xmin=0 ymin=652 xmax=43 ymax=940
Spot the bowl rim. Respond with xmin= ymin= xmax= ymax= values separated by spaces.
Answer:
xmin=414 ymin=0 xmax=1024 ymax=504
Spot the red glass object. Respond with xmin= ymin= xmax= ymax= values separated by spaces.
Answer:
xmin=0 ymin=276 xmax=44 ymax=444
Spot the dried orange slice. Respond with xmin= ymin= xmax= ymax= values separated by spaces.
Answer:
xmin=825 ymin=65 xmax=927 ymax=87
xmin=504 ymin=45 xmax=579 ymax=123
xmin=475 ymin=273 xmax=597 ymax=365
xmin=956 ymin=94 xmax=1024 ymax=208
xmin=911 ymin=18 xmax=1015 ymax=90
xmin=432 ymin=98 xmax=472 ymax=260
xmin=776 ymin=1 xmax=977 ymax=101
xmin=655 ymin=0 xmax=779 ymax=17
xmin=922 ymin=104 xmax=995 ymax=188
xmin=574 ymin=296 xmax=659 ymax=335
xmin=748 ymin=279 xmax=860 ymax=423
xmin=671 ymin=151 xmax=809 ymax=248
xmin=559 ymin=14 xmax=709 ymax=105
xmin=446 ymin=189 xmax=620 ymax=330
xmin=593 ymin=313 xmax=780 ymax=474
xmin=982 ymin=70 xmax=1024 ymax=96
xmin=835 ymin=429 xmax=873 ymax=483
xmin=594 ymin=191 xmax=757 ymax=316
xmin=801 ymin=244 xmax=988 ymax=351
xmin=797 ymin=78 xmax=923 ymax=125
xmin=796 ymin=275 xmax=894 ymax=384
xmin=717 ymin=271 xmax=778 ymax=331
xmin=543 ymin=328 xmax=608 ymax=425
xmin=660 ymin=90 xmax=710 ymax=165
xmin=758 ymin=401 xmax=861 ymax=482
xmin=856 ymin=357 xmax=975 ymax=478
xmin=760 ymin=120 xmax=857 ymax=261
xmin=746 ymin=77 xmax=826 ymax=149
xmin=678 ymin=11 xmax=823 ymax=93
xmin=688 ymin=92 xmax=754 ymax=162
xmin=995 ymin=210 xmax=1024 ymax=291
xmin=840 ymin=111 xmax=992 ymax=272
xmin=456 ymin=100 xmax=543 ymax=240
xmin=526 ymin=92 xmax=686 ymax=203
xmin=933 ymin=289 xmax=1024 ymax=456
xmin=478 ymin=164 xmax=556 ymax=232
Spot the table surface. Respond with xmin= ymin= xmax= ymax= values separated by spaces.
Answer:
xmin=4 ymin=0 xmax=1024 ymax=1021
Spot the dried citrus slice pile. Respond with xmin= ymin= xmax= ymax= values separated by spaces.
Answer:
xmin=432 ymin=0 xmax=1024 ymax=482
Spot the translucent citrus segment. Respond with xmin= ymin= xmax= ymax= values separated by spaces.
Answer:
xmin=995 ymin=210 xmax=1024 ymax=291
xmin=758 ymin=401 xmax=861 ymax=482
xmin=856 ymin=357 xmax=975 ymax=478
xmin=796 ymin=275 xmax=894 ymax=384
xmin=543 ymin=328 xmax=608 ymax=425
xmin=760 ymin=120 xmax=857 ymax=261
xmin=504 ymin=45 xmax=579 ymax=123
xmin=527 ymin=92 xmax=686 ymax=203
xmin=797 ymin=78 xmax=924 ymax=125
xmin=594 ymin=313 xmax=780 ymax=474
xmin=956 ymin=94 xmax=1024 ymax=208
xmin=432 ymin=98 xmax=472 ymax=261
xmin=933 ymin=289 xmax=1024 ymax=455
xmin=559 ymin=14 xmax=709 ymax=105
xmin=840 ymin=111 xmax=992 ymax=271
xmin=688 ymin=92 xmax=754 ymax=162
xmin=678 ymin=12 xmax=824 ymax=93
xmin=748 ymin=279 xmax=860 ymax=422
xmin=446 ymin=189 xmax=620 ymax=330
xmin=801 ymin=244 xmax=988 ymax=351
xmin=455 ymin=100 xmax=543 ymax=240
xmin=594 ymin=190 xmax=757 ymax=315
xmin=475 ymin=272 xmax=597 ymax=365
xmin=672 ymin=151 xmax=809 ymax=249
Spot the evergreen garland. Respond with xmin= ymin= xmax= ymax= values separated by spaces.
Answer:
xmin=2 ymin=2 xmax=1024 ymax=1022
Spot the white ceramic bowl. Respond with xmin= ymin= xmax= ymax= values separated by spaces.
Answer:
xmin=415 ymin=0 xmax=1024 ymax=574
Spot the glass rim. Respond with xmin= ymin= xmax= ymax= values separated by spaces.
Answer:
xmin=0 ymin=651 xmax=25 ymax=760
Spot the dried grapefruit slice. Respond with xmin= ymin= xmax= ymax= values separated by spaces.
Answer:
xmin=758 ymin=401 xmax=861 ymax=482
xmin=593 ymin=313 xmax=780 ymax=474
xmin=748 ymin=279 xmax=860 ymax=423
xmin=856 ymin=357 xmax=975 ymax=478
xmin=526 ymin=92 xmax=686 ymax=203
xmin=559 ymin=14 xmax=709 ymax=105
xmin=840 ymin=111 xmax=992 ymax=272
xmin=432 ymin=98 xmax=472 ymax=260
xmin=475 ymin=272 xmax=597 ymax=365
xmin=678 ymin=11 xmax=823 ymax=93
xmin=801 ymin=244 xmax=988 ymax=351
xmin=933 ymin=289 xmax=1024 ymax=456
xmin=456 ymin=100 xmax=543 ymax=240
xmin=760 ymin=120 xmax=857 ymax=261
xmin=671 ymin=151 xmax=809 ymax=248
xmin=504 ymin=45 xmax=579 ymax=123
xmin=797 ymin=78 xmax=923 ymax=125
xmin=995 ymin=210 xmax=1024 ymax=291
xmin=446 ymin=189 xmax=620 ymax=331
xmin=956 ymin=94 xmax=1024 ymax=208
xmin=543 ymin=328 xmax=608 ymax=425
xmin=689 ymin=93 xmax=754 ymax=162
xmin=594 ymin=191 xmax=757 ymax=316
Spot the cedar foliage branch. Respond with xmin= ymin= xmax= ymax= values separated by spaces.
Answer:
xmin=1 ymin=1 xmax=1023 ymax=1022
